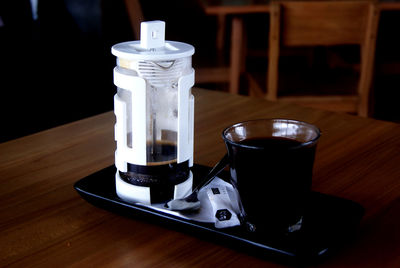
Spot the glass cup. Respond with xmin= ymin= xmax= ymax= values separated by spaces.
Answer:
xmin=222 ymin=119 xmax=320 ymax=233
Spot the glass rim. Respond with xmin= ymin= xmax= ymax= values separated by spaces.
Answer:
xmin=222 ymin=118 xmax=321 ymax=150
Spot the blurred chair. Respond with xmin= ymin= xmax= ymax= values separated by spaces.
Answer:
xmin=266 ymin=0 xmax=380 ymax=117
xmin=122 ymin=0 xmax=232 ymax=91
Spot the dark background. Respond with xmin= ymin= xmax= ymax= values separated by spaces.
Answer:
xmin=1 ymin=0 xmax=399 ymax=143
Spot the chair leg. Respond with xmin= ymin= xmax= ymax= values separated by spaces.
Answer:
xmin=266 ymin=2 xmax=280 ymax=101
xmin=358 ymin=3 xmax=380 ymax=117
xmin=216 ymin=14 xmax=226 ymax=52
xmin=229 ymin=17 xmax=244 ymax=95
xmin=124 ymin=0 xmax=144 ymax=40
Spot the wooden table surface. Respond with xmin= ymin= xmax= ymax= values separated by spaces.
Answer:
xmin=1 ymin=88 xmax=400 ymax=267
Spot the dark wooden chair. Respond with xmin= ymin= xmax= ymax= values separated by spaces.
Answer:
xmin=266 ymin=0 xmax=380 ymax=117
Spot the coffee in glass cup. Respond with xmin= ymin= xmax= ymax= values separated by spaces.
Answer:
xmin=222 ymin=119 xmax=320 ymax=234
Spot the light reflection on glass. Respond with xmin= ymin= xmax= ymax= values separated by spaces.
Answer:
xmin=272 ymin=122 xmax=300 ymax=138
xmin=235 ymin=126 xmax=246 ymax=141
xmin=224 ymin=119 xmax=319 ymax=144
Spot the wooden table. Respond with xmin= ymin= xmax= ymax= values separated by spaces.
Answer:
xmin=1 ymin=88 xmax=400 ymax=267
xmin=200 ymin=0 xmax=400 ymax=95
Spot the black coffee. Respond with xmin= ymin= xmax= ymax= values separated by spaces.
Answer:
xmin=227 ymin=137 xmax=317 ymax=232
xmin=146 ymin=140 xmax=177 ymax=164
xmin=120 ymin=141 xmax=190 ymax=203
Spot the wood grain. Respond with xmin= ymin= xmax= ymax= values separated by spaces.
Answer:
xmin=280 ymin=1 xmax=370 ymax=46
xmin=1 ymin=88 xmax=400 ymax=267
xmin=201 ymin=3 xmax=270 ymax=15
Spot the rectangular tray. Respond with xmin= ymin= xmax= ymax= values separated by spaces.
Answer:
xmin=74 ymin=164 xmax=364 ymax=265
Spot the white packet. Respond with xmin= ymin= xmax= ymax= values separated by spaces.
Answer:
xmin=207 ymin=186 xmax=240 ymax=228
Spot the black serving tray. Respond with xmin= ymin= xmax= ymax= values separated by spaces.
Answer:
xmin=74 ymin=164 xmax=364 ymax=265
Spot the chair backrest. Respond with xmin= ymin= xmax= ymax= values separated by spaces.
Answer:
xmin=280 ymin=1 xmax=372 ymax=46
xmin=267 ymin=0 xmax=380 ymax=117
